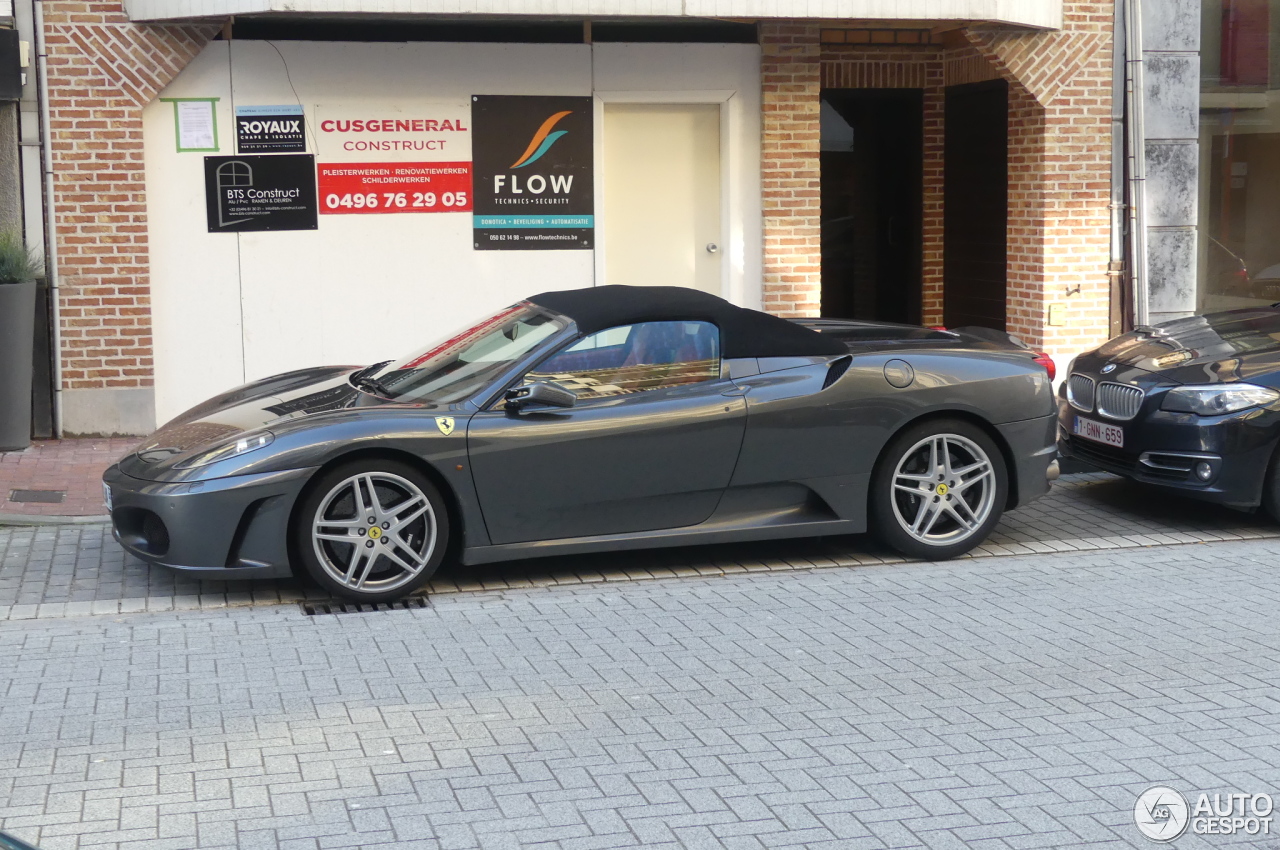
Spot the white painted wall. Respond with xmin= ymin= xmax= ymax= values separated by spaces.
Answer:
xmin=144 ymin=40 xmax=762 ymax=423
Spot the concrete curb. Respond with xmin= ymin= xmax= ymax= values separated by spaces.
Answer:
xmin=5 ymin=532 xmax=1280 ymax=622
xmin=0 ymin=513 xmax=111 ymax=527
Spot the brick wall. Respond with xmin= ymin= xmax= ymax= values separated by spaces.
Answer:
xmin=43 ymin=7 xmax=1110 ymax=405
xmin=966 ymin=1 xmax=1114 ymax=356
xmin=760 ymin=9 xmax=1114 ymax=359
xmin=768 ymin=38 xmax=999 ymax=327
xmin=42 ymin=2 xmax=216 ymax=396
xmin=819 ymin=45 xmax=946 ymax=325
xmin=760 ymin=22 xmax=822 ymax=317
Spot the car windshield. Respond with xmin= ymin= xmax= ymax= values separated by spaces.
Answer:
xmin=363 ymin=302 xmax=568 ymax=404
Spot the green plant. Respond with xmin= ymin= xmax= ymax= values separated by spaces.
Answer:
xmin=0 ymin=230 xmax=41 ymax=284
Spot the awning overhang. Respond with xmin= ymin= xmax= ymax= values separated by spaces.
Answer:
xmin=123 ymin=1 xmax=1062 ymax=32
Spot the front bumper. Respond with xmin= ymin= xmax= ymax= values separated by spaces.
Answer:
xmin=1057 ymin=396 xmax=1280 ymax=508
xmin=103 ymin=464 xmax=317 ymax=579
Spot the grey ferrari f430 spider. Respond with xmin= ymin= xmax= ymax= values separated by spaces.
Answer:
xmin=105 ymin=286 xmax=1059 ymax=602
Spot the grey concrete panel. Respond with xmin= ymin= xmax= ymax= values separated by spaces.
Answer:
xmin=1145 ymin=141 xmax=1199 ymax=227
xmin=1144 ymin=54 xmax=1201 ymax=141
xmin=0 ymin=103 xmax=22 ymax=234
xmin=1142 ymin=0 xmax=1201 ymax=53
xmin=61 ymin=387 xmax=156 ymax=436
xmin=1147 ymin=228 xmax=1198 ymax=316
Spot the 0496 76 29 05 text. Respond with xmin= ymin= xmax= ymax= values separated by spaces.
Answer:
xmin=316 ymin=161 xmax=472 ymax=214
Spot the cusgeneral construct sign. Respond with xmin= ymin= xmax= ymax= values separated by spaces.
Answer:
xmin=316 ymin=103 xmax=472 ymax=216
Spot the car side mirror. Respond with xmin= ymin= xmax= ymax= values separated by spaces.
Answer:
xmin=505 ymin=381 xmax=577 ymax=411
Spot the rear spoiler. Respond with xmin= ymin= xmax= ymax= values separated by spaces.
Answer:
xmin=948 ymin=326 xmax=1031 ymax=351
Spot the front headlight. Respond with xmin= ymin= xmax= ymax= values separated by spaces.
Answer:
xmin=1160 ymin=384 xmax=1280 ymax=416
xmin=175 ymin=431 xmax=275 ymax=468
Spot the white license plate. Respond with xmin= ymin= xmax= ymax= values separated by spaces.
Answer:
xmin=1073 ymin=415 xmax=1124 ymax=448
xmin=103 ymin=483 xmax=113 ymax=511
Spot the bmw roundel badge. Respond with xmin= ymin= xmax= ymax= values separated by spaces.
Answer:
xmin=1101 ymin=364 xmax=1117 ymax=374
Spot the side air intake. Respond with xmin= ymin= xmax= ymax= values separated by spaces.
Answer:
xmin=823 ymin=356 xmax=852 ymax=389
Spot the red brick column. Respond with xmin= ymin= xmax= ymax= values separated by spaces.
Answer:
xmin=42 ymin=2 xmax=217 ymax=428
xmin=921 ymin=69 xmax=945 ymax=326
xmin=760 ymin=22 xmax=821 ymax=317
xmin=927 ymin=45 xmax=1003 ymax=327
xmin=817 ymin=45 xmax=946 ymax=325
xmin=965 ymin=0 xmax=1114 ymax=356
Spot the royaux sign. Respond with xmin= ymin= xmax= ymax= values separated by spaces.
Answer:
xmin=236 ymin=105 xmax=306 ymax=154
xmin=471 ymin=95 xmax=594 ymax=251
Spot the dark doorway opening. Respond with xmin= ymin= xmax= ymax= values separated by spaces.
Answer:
xmin=943 ymin=79 xmax=1009 ymax=330
xmin=819 ymin=89 xmax=923 ymax=324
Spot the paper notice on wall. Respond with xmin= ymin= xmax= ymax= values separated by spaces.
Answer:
xmin=315 ymin=103 xmax=473 ymax=214
xmin=176 ymin=100 xmax=218 ymax=152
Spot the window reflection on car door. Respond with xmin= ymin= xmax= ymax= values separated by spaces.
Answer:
xmin=466 ymin=322 xmax=747 ymax=544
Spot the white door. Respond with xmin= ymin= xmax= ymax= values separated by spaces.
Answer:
xmin=602 ymin=103 xmax=722 ymax=294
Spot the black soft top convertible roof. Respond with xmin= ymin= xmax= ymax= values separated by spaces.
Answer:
xmin=529 ymin=285 xmax=847 ymax=359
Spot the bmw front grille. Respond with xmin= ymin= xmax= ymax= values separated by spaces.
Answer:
xmin=1096 ymin=382 xmax=1144 ymax=420
xmin=1067 ymin=374 xmax=1095 ymax=412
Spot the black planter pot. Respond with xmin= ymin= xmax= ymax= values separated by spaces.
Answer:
xmin=0 ymin=279 xmax=36 ymax=451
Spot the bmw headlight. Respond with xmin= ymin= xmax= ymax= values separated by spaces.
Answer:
xmin=175 ymin=431 xmax=275 ymax=468
xmin=1160 ymin=384 xmax=1280 ymax=416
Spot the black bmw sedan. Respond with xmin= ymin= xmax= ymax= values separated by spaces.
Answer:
xmin=1058 ymin=306 xmax=1280 ymax=517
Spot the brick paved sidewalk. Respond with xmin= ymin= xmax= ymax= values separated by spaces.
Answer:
xmin=3 ymin=539 xmax=1280 ymax=850
xmin=0 ymin=438 xmax=135 ymax=519
xmin=2 ymin=471 xmax=1278 ymax=620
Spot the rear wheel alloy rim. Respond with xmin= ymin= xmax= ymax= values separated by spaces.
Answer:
xmin=311 ymin=472 xmax=436 ymax=594
xmin=890 ymin=434 xmax=996 ymax=546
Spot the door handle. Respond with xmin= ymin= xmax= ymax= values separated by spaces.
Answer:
xmin=721 ymin=386 xmax=747 ymax=397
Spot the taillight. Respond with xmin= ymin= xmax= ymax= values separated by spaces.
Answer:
xmin=929 ymin=325 xmax=947 ymax=331
xmin=1032 ymin=352 xmax=1056 ymax=381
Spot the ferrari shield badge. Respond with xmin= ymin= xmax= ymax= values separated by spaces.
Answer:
xmin=435 ymin=417 xmax=455 ymax=436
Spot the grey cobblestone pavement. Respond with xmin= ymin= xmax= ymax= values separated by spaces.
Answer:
xmin=3 ymin=537 xmax=1280 ymax=849
xmin=1 ymin=472 xmax=1277 ymax=619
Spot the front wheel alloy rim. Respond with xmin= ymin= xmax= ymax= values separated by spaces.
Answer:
xmin=890 ymin=433 xmax=996 ymax=546
xmin=311 ymin=472 xmax=436 ymax=594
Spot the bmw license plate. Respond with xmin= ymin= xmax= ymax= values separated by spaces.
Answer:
xmin=1073 ymin=415 xmax=1123 ymax=448
xmin=103 ymin=482 xmax=113 ymax=512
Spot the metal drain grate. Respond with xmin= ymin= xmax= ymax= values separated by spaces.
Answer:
xmin=9 ymin=489 xmax=66 ymax=504
xmin=299 ymin=597 xmax=429 ymax=616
